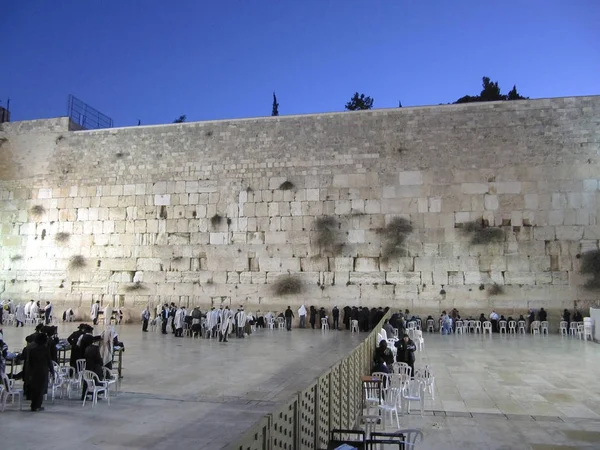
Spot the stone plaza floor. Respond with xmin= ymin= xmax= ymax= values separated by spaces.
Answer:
xmin=395 ymin=332 xmax=600 ymax=450
xmin=1 ymin=324 xmax=599 ymax=450
xmin=0 ymin=323 xmax=363 ymax=450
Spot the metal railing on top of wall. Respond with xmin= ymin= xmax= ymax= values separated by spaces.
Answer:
xmin=229 ymin=311 xmax=391 ymax=450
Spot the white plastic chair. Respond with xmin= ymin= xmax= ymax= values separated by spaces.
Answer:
xmin=474 ymin=321 xmax=482 ymax=334
xmin=102 ymin=367 xmax=118 ymax=395
xmin=378 ymin=386 xmax=402 ymax=429
xmin=577 ymin=324 xmax=585 ymax=340
xmin=482 ymin=321 xmax=492 ymax=335
xmin=559 ymin=321 xmax=568 ymax=336
xmin=1 ymin=374 xmax=22 ymax=410
xmin=392 ymin=362 xmax=412 ymax=380
xmin=4 ymin=314 xmax=14 ymax=326
xmin=530 ymin=321 xmax=540 ymax=335
xmin=426 ymin=319 xmax=434 ymax=333
xmin=321 ymin=318 xmax=329 ymax=330
xmin=266 ymin=317 xmax=275 ymax=330
xmin=455 ymin=320 xmax=463 ymax=334
xmin=49 ymin=362 xmax=66 ymax=401
xmin=60 ymin=366 xmax=80 ymax=399
xmin=499 ymin=320 xmax=507 ymax=334
xmin=401 ymin=379 xmax=425 ymax=416
xmin=413 ymin=330 xmax=424 ymax=351
xmin=81 ymin=370 xmax=109 ymax=407
xmin=517 ymin=321 xmax=526 ymax=334
xmin=508 ymin=321 xmax=516 ymax=334
xmin=569 ymin=322 xmax=579 ymax=336
xmin=276 ymin=317 xmax=285 ymax=329
xmin=414 ymin=366 xmax=435 ymax=400
xmin=351 ymin=320 xmax=359 ymax=333
xmin=540 ymin=321 xmax=549 ymax=335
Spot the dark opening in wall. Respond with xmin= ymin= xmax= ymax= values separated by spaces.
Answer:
xmin=160 ymin=206 xmax=168 ymax=219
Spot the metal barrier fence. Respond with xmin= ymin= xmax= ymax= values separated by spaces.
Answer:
xmin=230 ymin=311 xmax=390 ymax=450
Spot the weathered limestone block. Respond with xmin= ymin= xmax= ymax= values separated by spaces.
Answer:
xmin=386 ymin=272 xmax=421 ymax=285
xmin=349 ymin=272 xmax=385 ymax=285
xmin=355 ymin=257 xmax=379 ymax=272
xmin=504 ymin=272 xmax=536 ymax=285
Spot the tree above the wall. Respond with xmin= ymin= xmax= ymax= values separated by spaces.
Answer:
xmin=455 ymin=77 xmax=527 ymax=104
xmin=345 ymin=92 xmax=374 ymax=111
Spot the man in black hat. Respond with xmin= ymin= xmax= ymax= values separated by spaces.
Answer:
xmin=395 ymin=333 xmax=416 ymax=378
xmin=23 ymin=332 xmax=54 ymax=411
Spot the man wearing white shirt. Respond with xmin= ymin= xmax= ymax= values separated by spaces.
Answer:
xmin=90 ymin=300 xmax=100 ymax=325
xmin=490 ymin=310 xmax=499 ymax=332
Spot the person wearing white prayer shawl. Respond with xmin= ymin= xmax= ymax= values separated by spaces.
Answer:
xmin=219 ymin=306 xmax=233 ymax=342
xmin=24 ymin=299 xmax=34 ymax=319
xmin=90 ymin=300 xmax=100 ymax=325
xmin=298 ymin=305 xmax=307 ymax=328
xmin=205 ymin=307 xmax=218 ymax=338
xmin=104 ymin=304 xmax=113 ymax=326
xmin=235 ymin=307 xmax=247 ymax=338
xmin=15 ymin=303 xmax=26 ymax=327
xmin=174 ymin=306 xmax=185 ymax=337
xmin=99 ymin=327 xmax=115 ymax=369
xmin=31 ymin=301 xmax=40 ymax=322
xmin=43 ymin=301 xmax=53 ymax=324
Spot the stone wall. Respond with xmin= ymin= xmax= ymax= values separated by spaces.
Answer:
xmin=1 ymin=96 xmax=599 ymax=322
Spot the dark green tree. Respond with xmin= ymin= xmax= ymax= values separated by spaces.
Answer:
xmin=507 ymin=85 xmax=527 ymax=100
xmin=173 ymin=115 xmax=186 ymax=123
xmin=272 ymin=92 xmax=279 ymax=116
xmin=345 ymin=92 xmax=374 ymax=110
xmin=455 ymin=77 xmax=528 ymax=104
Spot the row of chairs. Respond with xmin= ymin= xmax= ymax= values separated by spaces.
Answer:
xmin=559 ymin=321 xmax=593 ymax=340
xmin=1 ymin=360 xmax=117 ymax=411
xmin=365 ymin=363 xmax=434 ymax=430
xmin=2 ymin=313 xmax=57 ymax=326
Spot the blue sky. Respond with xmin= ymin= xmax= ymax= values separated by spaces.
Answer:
xmin=1 ymin=0 xmax=599 ymax=126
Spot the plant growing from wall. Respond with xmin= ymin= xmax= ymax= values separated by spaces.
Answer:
xmin=273 ymin=275 xmax=303 ymax=296
xmin=380 ymin=217 xmax=413 ymax=260
xmin=488 ymin=284 xmax=504 ymax=296
xmin=279 ymin=181 xmax=294 ymax=190
xmin=55 ymin=232 xmax=71 ymax=243
xmin=313 ymin=215 xmax=344 ymax=256
xmin=30 ymin=205 xmax=46 ymax=218
xmin=580 ymin=250 xmax=600 ymax=290
xmin=10 ymin=255 xmax=22 ymax=261
xmin=461 ymin=219 xmax=505 ymax=245
xmin=125 ymin=281 xmax=146 ymax=292
xmin=68 ymin=255 xmax=86 ymax=270
xmin=210 ymin=214 xmax=223 ymax=228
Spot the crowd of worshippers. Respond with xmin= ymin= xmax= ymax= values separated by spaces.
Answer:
xmin=0 ymin=299 xmax=55 ymax=326
xmin=140 ymin=303 xmax=258 ymax=341
xmin=417 ymin=307 xmax=585 ymax=334
xmin=297 ymin=305 xmax=389 ymax=331
xmin=0 ymin=323 xmax=124 ymax=411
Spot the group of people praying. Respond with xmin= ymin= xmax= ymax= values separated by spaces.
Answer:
xmin=140 ymin=303 xmax=256 ymax=341
xmin=0 ymin=321 xmax=124 ymax=412
xmin=1 ymin=299 xmax=55 ymax=326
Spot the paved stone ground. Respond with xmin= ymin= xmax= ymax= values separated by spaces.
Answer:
xmin=384 ymin=332 xmax=600 ymax=450
xmin=0 ymin=323 xmax=363 ymax=450
xmin=2 ymin=324 xmax=599 ymax=449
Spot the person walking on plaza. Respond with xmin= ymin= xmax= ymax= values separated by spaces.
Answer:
xmin=332 ymin=306 xmax=340 ymax=330
xmin=141 ymin=306 xmax=150 ymax=332
xmin=91 ymin=300 xmax=100 ymax=325
xmin=298 ymin=304 xmax=307 ymax=328
xmin=395 ymin=333 xmax=416 ymax=378
xmin=23 ymin=332 xmax=54 ymax=412
xmin=284 ymin=306 xmax=294 ymax=331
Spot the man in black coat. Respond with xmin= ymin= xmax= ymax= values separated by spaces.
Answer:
xmin=343 ymin=306 xmax=351 ymax=330
xmin=394 ymin=334 xmax=416 ymax=378
xmin=82 ymin=335 xmax=104 ymax=400
xmin=309 ymin=306 xmax=317 ymax=329
xmin=332 ymin=306 xmax=340 ymax=330
xmin=67 ymin=324 xmax=87 ymax=369
xmin=23 ymin=332 xmax=54 ymax=412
